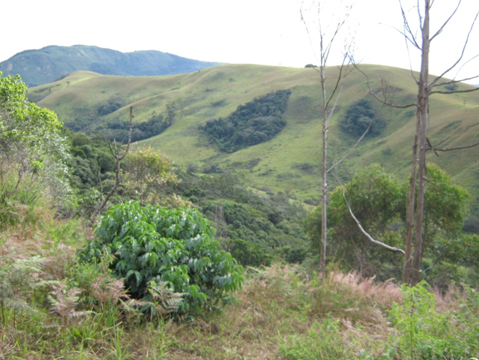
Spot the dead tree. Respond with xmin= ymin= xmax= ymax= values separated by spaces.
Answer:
xmin=356 ymin=0 xmax=479 ymax=285
xmin=301 ymin=0 xmax=355 ymax=276
xmin=398 ymin=0 xmax=479 ymax=285
xmin=91 ymin=107 xmax=134 ymax=225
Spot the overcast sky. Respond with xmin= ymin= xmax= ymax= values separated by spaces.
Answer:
xmin=2 ymin=0 xmax=479 ymax=83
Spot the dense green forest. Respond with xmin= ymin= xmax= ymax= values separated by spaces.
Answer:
xmin=340 ymin=98 xmax=387 ymax=137
xmin=62 ymin=98 xmax=181 ymax=144
xmin=1 ymin=67 xmax=479 ymax=359
xmin=201 ymin=89 xmax=291 ymax=152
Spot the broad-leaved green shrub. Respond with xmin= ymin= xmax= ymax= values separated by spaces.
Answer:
xmin=78 ymin=201 xmax=244 ymax=315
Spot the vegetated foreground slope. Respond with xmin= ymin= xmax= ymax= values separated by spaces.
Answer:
xmin=0 ymin=45 xmax=221 ymax=87
xmin=30 ymin=64 xmax=479 ymax=214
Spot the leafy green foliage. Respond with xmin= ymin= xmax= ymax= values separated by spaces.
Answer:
xmin=201 ymin=89 xmax=291 ymax=152
xmin=67 ymin=130 xmax=116 ymax=188
xmin=64 ymin=99 xmax=181 ymax=144
xmin=176 ymin=170 xmax=308 ymax=265
xmin=78 ymin=201 xmax=244 ymax=315
xmin=401 ymin=164 xmax=471 ymax=287
xmin=306 ymin=165 xmax=403 ymax=279
xmin=64 ymin=130 xmax=118 ymax=216
xmin=340 ymin=98 xmax=386 ymax=136
xmin=306 ymin=164 xmax=477 ymax=284
xmin=408 ymin=163 xmax=469 ymax=241
xmin=97 ymin=100 xmax=122 ymax=116
xmin=390 ymin=281 xmax=479 ymax=359
xmin=226 ymin=238 xmax=272 ymax=267
xmin=0 ymin=72 xmax=72 ymax=215
xmin=122 ymin=146 xmax=185 ymax=207
xmin=201 ymin=198 xmax=306 ymax=265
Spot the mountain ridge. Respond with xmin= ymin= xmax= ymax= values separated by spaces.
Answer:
xmin=0 ymin=45 xmax=222 ymax=86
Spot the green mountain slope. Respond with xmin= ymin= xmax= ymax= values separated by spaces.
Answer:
xmin=29 ymin=64 xmax=479 ymax=214
xmin=0 ymin=45 xmax=221 ymax=86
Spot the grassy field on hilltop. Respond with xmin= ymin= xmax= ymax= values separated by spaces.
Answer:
xmin=29 ymin=64 xmax=479 ymax=213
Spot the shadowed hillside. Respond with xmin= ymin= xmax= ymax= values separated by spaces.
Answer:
xmin=29 ymin=64 xmax=479 ymax=215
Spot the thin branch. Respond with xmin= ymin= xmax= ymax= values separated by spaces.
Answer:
xmin=417 ymin=0 xmax=424 ymax=32
xmin=431 ymin=86 xmax=479 ymax=95
xmin=429 ymin=10 xmax=479 ymax=88
xmin=332 ymin=173 xmax=406 ymax=255
xmin=353 ymin=64 xmax=417 ymax=109
xmin=98 ymin=170 xmax=104 ymax=204
xmin=91 ymin=107 xmax=134 ymax=225
xmin=430 ymin=74 xmax=479 ymax=88
xmin=325 ymin=55 xmax=351 ymax=112
xmin=325 ymin=78 xmax=344 ymax=128
xmin=430 ymin=0 xmax=461 ymax=42
xmin=426 ymin=141 xmax=479 ymax=153
xmin=327 ymin=103 xmax=385 ymax=174
xmin=397 ymin=0 xmax=421 ymax=49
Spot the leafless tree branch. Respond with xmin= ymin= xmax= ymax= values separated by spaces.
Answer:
xmin=426 ymin=141 xmax=479 ymax=153
xmin=430 ymin=0 xmax=461 ymax=41
xmin=398 ymin=0 xmax=421 ymax=49
xmin=430 ymin=74 xmax=479 ymax=88
xmin=431 ymin=86 xmax=479 ymax=95
xmin=327 ymin=103 xmax=385 ymax=174
xmin=353 ymin=64 xmax=417 ymax=109
xmin=91 ymin=106 xmax=134 ymax=225
xmin=430 ymin=10 xmax=479 ymax=87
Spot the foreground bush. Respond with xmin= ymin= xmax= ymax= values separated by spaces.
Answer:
xmin=78 ymin=201 xmax=244 ymax=315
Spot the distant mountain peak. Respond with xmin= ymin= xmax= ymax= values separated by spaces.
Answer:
xmin=0 ymin=45 xmax=222 ymax=86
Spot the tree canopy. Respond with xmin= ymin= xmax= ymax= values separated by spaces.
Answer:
xmin=306 ymin=164 xmax=475 ymax=285
xmin=201 ymin=89 xmax=291 ymax=153
xmin=0 ymin=72 xmax=71 ymax=209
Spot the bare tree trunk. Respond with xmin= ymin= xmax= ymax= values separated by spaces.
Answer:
xmin=301 ymin=1 xmax=353 ymax=277
xmin=320 ymin=66 xmax=328 ymax=276
xmin=402 ymin=117 xmax=419 ymax=283
xmin=409 ymin=0 xmax=430 ymax=285
xmin=391 ymin=0 xmax=478 ymax=284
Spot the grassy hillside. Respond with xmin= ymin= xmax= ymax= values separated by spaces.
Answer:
xmin=0 ymin=45 xmax=221 ymax=86
xmin=29 ymin=64 xmax=479 ymax=214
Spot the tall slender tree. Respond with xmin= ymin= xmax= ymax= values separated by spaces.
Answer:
xmin=354 ymin=0 xmax=479 ymax=284
xmin=397 ymin=0 xmax=479 ymax=284
xmin=300 ymin=0 xmax=354 ymax=275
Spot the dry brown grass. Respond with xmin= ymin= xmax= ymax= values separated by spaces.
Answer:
xmin=327 ymin=271 xmax=403 ymax=309
xmin=137 ymin=264 xmax=400 ymax=360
